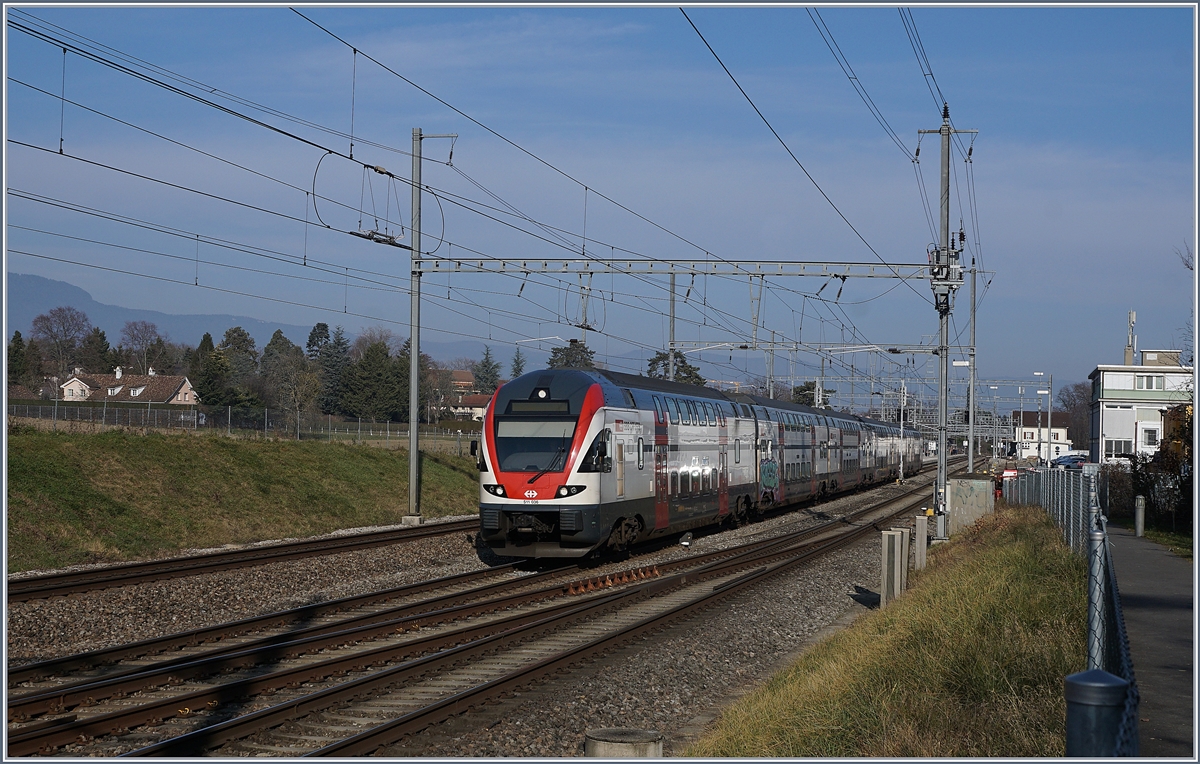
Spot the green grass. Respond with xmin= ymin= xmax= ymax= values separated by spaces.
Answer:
xmin=5 ymin=423 xmax=481 ymax=573
xmin=1141 ymin=527 xmax=1193 ymax=561
xmin=687 ymin=504 xmax=1087 ymax=758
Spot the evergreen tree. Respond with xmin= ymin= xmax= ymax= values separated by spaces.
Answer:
xmin=473 ymin=346 xmax=502 ymax=394
xmin=510 ymin=346 xmax=527 ymax=378
xmin=791 ymin=381 xmax=835 ymax=407
xmin=646 ymin=350 xmax=706 ymax=386
xmin=319 ymin=326 xmax=351 ymax=415
xmin=261 ymin=330 xmax=304 ymax=408
xmin=547 ymin=340 xmax=595 ymax=370
xmin=188 ymin=332 xmax=216 ymax=378
xmin=341 ymin=340 xmax=400 ymax=422
xmin=77 ymin=327 xmax=116 ymax=374
xmin=306 ymin=322 xmax=330 ymax=360
xmin=22 ymin=338 xmax=45 ymax=390
xmin=193 ymin=350 xmax=234 ymax=407
xmin=218 ymin=326 xmax=259 ymax=387
xmin=8 ymin=331 xmax=28 ymax=386
xmin=396 ymin=338 xmax=435 ymax=423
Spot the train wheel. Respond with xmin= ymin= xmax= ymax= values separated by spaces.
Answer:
xmin=607 ymin=517 xmax=642 ymax=558
xmin=730 ymin=496 xmax=750 ymax=527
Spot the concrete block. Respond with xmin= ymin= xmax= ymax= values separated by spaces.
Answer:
xmin=585 ymin=728 xmax=664 ymax=757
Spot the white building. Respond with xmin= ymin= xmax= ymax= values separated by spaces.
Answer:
xmin=1088 ymin=349 xmax=1192 ymax=463
xmin=1010 ymin=411 xmax=1073 ymax=462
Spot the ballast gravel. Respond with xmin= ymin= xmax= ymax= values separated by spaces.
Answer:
xmin=7 ymin=478 xmax=932 ymax=756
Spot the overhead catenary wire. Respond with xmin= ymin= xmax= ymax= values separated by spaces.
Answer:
xmin=680 ymin=8 xmax=933 ymax=310
xmin=10 ymin=9 xmax=925 ymax=393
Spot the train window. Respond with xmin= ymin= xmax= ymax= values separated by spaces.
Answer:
xmin=685 ymin=401 xmax=696 ymax=425
xmin=681 ymin=470 xmax=690 ymax=494
xmin=703 ymin=402 xmax=715 ymax=426
xmin=734 ymin=438 xmax=741 ymax=463
xmin=670 ymin=470 xmax=678 ymax=496
xmin=668 ymin=398 xmax=680 ymax=424
xmin=693 ymin=469 xmax=701 ymax=493
xmin=622 ymin=388 xmax=636 ymax=407
xmin=652 ymin=395 xmax=664 ymax=423
xmin=637 ymin=438 xmax=644 ymax=469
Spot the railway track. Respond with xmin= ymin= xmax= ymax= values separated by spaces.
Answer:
xmin=6 ymin=517 xmax=479 ymax=602
xmin=7 ymin=475 xmax=945 ymax=757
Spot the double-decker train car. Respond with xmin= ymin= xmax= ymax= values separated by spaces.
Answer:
xmin=473 ymin=368 xmax=922 ymax=558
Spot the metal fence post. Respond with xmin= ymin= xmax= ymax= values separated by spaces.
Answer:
xmin=1065 ymin=669 xmax=1129 ymax=757
xmin=1134 ymin=495 xmax=1145 ymax=537
xmin=1088 ymin=527 xmax=1106 ymax=671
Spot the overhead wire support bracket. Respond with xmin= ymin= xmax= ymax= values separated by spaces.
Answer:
xmin=412 ymin=259 xmax=932 ymax=279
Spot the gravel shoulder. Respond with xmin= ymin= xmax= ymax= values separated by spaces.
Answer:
xmin=6 ymin=478 xmax=932 ymax=755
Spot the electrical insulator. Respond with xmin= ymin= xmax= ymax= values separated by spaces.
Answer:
xmin=967 ymin=145 xmax=973 ymax=158
xmin=915 ymin=146 xmax=920 ymax=158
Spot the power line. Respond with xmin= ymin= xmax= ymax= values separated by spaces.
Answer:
xmin=807 ymin=8 xmax=912 ymax=160
xmin=680 ymin=8 xmax=932 ymax=309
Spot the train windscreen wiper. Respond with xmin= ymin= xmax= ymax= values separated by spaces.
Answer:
xmin=528 ymin=446 xmax=567 ymax=484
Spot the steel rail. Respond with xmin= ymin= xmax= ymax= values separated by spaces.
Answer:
xmin=117 ymin=489 xmax=932 ymax=757
xmin=7 ymin=562 xmax=518 ymax=687
xmin=7 ymin=518 xmax=479 ymax=602
xmin=307 ymin=493 xmax=930 ymax=756
xmin=8 ymin=465 xmax=969 ymax=755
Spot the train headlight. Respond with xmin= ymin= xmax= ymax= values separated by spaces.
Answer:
xmin=484 ymin=484 xmax=507 ymax=497
xmin=557 ymin=485 xmax=586 ymax=497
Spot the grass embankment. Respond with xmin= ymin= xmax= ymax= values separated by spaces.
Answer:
xmin=1141 ymin=528 xmax=1193 ymax=561
xmin=688 ymin=504 xmax=1086 ymax=758
xmin=6 ymin=424 xmax=480 ymax=574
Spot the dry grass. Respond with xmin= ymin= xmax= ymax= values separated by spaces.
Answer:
xmin=6 ymin=424 xmax=480 ymax=573
xmin=687 ymin=504 xmax=1086 ymax=757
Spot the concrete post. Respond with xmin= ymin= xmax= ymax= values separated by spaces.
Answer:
xmin=1135 ymin=495 xmax=1145 ymax=537
xmin=1065 ymin=669 xmax=1129 ymax=757
xmin=585 ymin=728 xmax=663 ymax=757
xmin=880 ymin=530 xmax=902 ymax=606
xmin=891 ymin=527 xmax=911 ymax=591
xmin=914 ymin=515 xmax=928 ymax=570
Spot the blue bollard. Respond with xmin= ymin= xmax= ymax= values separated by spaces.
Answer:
xmin=1065 ymin=668 xmax=1129 ymax=757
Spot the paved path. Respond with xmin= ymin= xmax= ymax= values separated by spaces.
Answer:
xmin=1106 ymin=526 xmax=1194 ymax=757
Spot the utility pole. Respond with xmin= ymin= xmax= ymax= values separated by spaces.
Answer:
xmin=668 ymin=273 xmax=676 ymax=382
xmin=407 ymin=127 xmax=456 ymax=526
xmin=968 ymin=256 xmax=977 ymax=470
xmin=919 ymin=103 xmax=976 ymax=537
xmin=899 ymin=379 xmax=907 ymax=482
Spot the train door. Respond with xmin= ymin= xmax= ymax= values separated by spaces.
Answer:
xmin=718 ymin=444 xmax=729 ymax=516
xmin=651 ymin=396 xmax=669 ymax=531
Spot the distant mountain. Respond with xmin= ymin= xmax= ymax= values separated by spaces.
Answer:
xmin=6 ymin=273 xmax=318 ymax=349
xmin=2 ymin=273 xmax=553 ymax=366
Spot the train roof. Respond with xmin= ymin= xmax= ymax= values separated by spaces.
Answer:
xmin=598 ymin=369 xmax=731 ymax=401
xmin=521 ymin=368 xmax=918 ymax=435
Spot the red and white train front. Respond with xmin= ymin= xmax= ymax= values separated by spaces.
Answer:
xmin=475 ymin=369 xmax=624 ymax=557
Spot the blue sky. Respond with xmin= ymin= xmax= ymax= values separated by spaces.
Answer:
xmin=4 ymin=4 xmax=1195 ymax=408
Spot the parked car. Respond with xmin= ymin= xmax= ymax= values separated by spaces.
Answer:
xmin=1052 ymin=454 xmax=1088 ymax=469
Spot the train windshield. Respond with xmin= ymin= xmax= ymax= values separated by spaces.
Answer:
xmin=494 ymin=419 xmax=577 ymax=472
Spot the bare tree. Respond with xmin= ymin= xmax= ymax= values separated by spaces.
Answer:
xmin=121 ymin=320 xmax=168 ymax=375
xmin=350 ymin=326 xmax=399 ymax=361
xmin=275 ymin=354 xmax=322 ymax=439
xmin=30 ymin=306 xmax=91 ymax=379
xmin=1177 ymin=243 xmax=1194 ymax=367
xmin=445 ymin=357 xmax=477 ymax=371
xmin=1056 ymin=381 xmax=1092 ymax=451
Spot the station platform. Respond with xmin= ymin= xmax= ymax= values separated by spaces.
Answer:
xmin=1106 ymin=525 xmax=1195 ymax=757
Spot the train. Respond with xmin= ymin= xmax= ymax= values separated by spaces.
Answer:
xmin=472 ymin=368 xmax=924 ymax=559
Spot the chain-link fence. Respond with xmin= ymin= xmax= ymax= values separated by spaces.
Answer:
xmin=7 ymin=402 xmax=481 ymax=456
xmin=1003 ymin=466 xmax=1139 ymax=756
